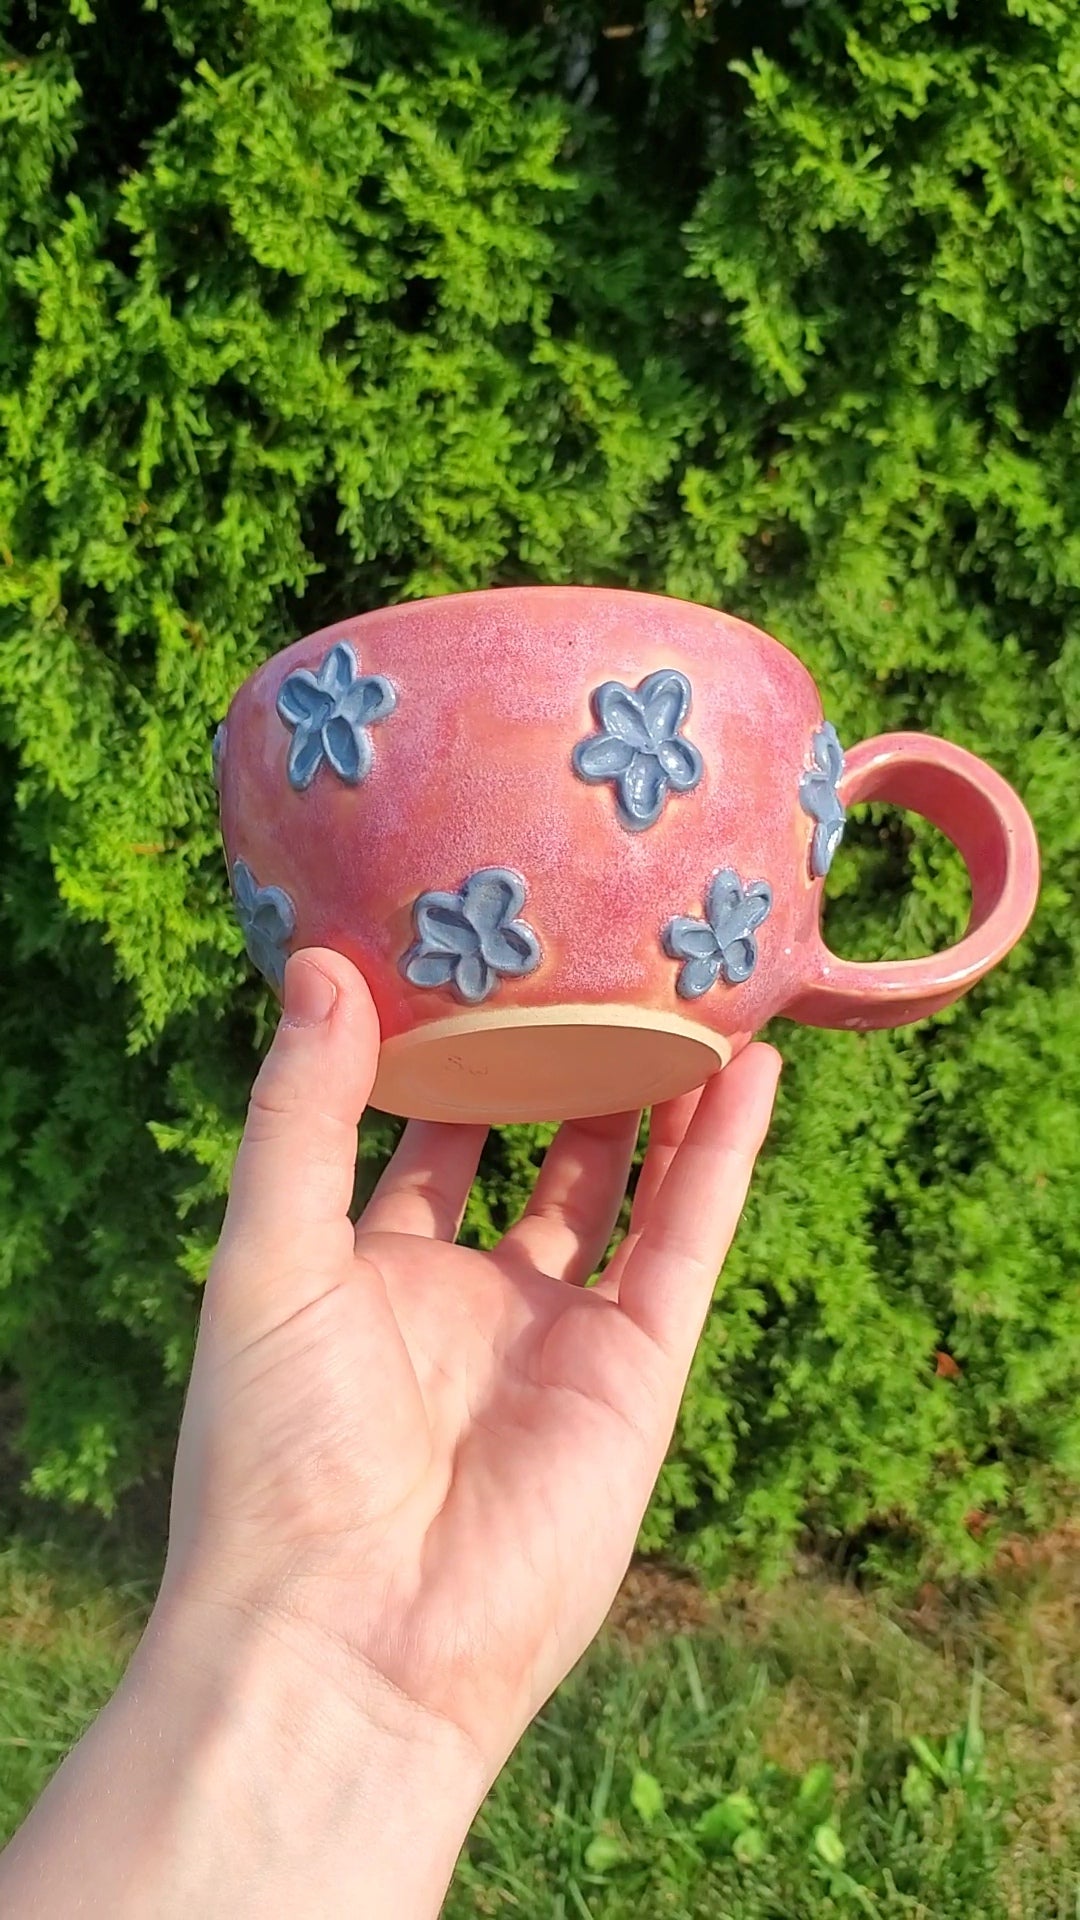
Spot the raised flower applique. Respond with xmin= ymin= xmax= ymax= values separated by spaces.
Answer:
xmin=231 ymin=857 xmax=296 ymax=994
xmin=276 ymin=640 xmax=397 ymax=791
xmin=211 ymin=721 xmax=226 ymax=792
xmin=800 ymin=721 xmax=846 ymax=877
xmin=663 ymin=869 xmax=773 ymax=998
xmin=572 ymin=669 xmax=704 ymax=831
xmin=402 ymin=868 xmax=542 ymax=1005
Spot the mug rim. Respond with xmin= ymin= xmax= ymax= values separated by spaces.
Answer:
xmin=250 ymin=582 xmax=816 ymax=700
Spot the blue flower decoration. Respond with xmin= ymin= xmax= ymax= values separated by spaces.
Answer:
xmin=800 ymin=722 xmax=846 ymax=877
xmin=276 ymin=641 xmax=397 ymax=791
xmin=573 ymin=669 xmax=704 ymax=831
xmin=402 ymin=868 xmax=542 ymax=1005
xmin=663 ymin=869 xmax=773 ymax=998
xmin=211 ymin=721 xmax=226 ymax=793
xmin=231 ymin=857 xmax=296 ymax=994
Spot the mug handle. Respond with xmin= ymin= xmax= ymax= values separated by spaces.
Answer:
xmin=784 ymin=732 xmax=1040 ymax=1031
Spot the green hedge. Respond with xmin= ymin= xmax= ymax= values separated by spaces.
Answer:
xmin=1 ymin=0 xmax=1077 ymax=1580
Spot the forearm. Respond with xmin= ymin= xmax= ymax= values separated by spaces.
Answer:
xmin=0 ymin=1588 xmax=488 ymax=1918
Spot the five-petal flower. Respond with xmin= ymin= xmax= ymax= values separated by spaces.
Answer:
xmin=572 ymin=669 xmax=704 ymax=830
xmin=800 ymin=721 xmax=846 ymax=877
xmin=231 ymin=857 xmax=296 ymax=994
xmin=211 ymin=721 xmax=226 ymax=793
xmin=402 ymin=868 xmax=542 ymax=1005
xmin=276 ymin=641 xmax=397 ymax=791
xmin=663 ymin=869 xmax=773 ymax=998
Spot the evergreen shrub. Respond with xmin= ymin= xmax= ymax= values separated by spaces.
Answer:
xmin=1 ymin=0 xmax=1077 ymax=1579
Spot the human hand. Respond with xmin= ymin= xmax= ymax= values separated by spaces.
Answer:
xmin=0 ymin=949 xmax=780 ymax=1918
xmin=162 ymin=949 xmax=780 ymax=1783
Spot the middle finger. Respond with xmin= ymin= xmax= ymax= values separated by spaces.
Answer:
xmin=499 ymin=1108 xmax=643 ymax=1285
xmin=590 ymin=1084 xmax=706 ymax=1299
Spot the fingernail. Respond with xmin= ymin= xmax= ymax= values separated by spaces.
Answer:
xmin=282 ymin=956 xmax=337 ymax=1028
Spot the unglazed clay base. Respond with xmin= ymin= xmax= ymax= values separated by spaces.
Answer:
xmin=369 ymin=1003 xmax=731 ymax=1124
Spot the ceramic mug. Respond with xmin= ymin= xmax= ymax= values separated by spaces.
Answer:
xmin=214 ymin=587 xmax=1040 ymax=1124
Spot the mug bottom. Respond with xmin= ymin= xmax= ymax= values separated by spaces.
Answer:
xmin=369 ymin=1003 xmax=730 ymax=1125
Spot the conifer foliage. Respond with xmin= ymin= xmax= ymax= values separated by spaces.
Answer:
xmin=1 ymin=0 xmax=1077 ymax=1576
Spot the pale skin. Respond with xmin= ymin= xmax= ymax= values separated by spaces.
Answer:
xmin=0 ymin=949 xmax=781 ymax=1918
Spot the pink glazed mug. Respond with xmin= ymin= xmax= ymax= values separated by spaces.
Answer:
xmin=214 ymin=587 xmax=1040 ymax=1124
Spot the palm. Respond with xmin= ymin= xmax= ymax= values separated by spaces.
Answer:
xmin=369 ymin=1234 xmax=666 ymax=1700
xmin=167 ymin=953 xmax=779 ymax=1780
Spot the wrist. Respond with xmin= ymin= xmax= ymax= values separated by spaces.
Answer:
xmin=137 ymin=1585 xmax=488 ymax=1914
xmin=0 ymin=1581 xmax=487 ymax=1919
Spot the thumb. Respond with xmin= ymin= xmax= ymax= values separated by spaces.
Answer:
xmin=215 ymin=948 xmax=380 ymax=1290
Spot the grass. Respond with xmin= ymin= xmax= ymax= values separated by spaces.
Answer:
xmin=0 ymin=1536 xmax=153 ymax=1837
xmin=1 ymin=1515 xmax=1078 ymax=1917
xmin=447 ymin=1564 xmax=1080 ymax=1919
